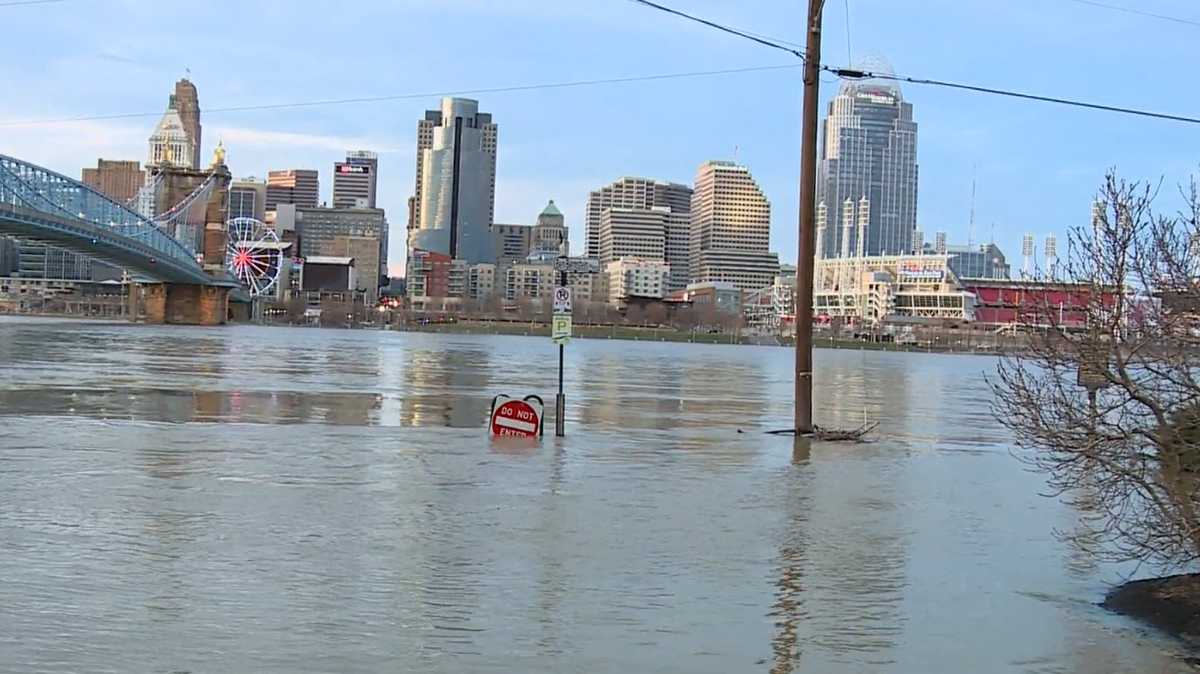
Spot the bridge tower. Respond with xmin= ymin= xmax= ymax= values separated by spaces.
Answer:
xmin=142 ymin=144 xmax=236 ymax=325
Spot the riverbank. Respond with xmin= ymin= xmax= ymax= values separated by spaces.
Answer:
xmin=0 ymin=311 xmax=1028 ymax=353
xmin=1103 ymin=574 xmax=1200 ymax=649
xmin=394 ymin=319 xmax=1026 ymax=353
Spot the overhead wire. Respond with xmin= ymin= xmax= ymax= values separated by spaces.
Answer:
xmin=631 ymin=0 xmax=1200 ymax=126
xmin=843 ymin=0 xmax=853 ymax=65
xmin=626 ymin=0 xmax=805 ymax=59
xmin=1059 ymin=0 xmax=1200 ymax=28
xmin=824 ymin=68 xmax=1200 ymax=125
xmin=0 ymin=64 xmax=802 ymax=127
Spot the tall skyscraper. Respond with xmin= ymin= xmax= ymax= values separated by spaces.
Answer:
xmin=81 ymin=159 xmax=144 ymax=203
xmin=584 ymin=177 xmax=691 ymax=260
xmin=689 ymin=161 xmax=779 ymax=291
xmin=148 ymin=105 xmax=194 ymax=169
xmin=266 ymin=170 xmax=320 ymax=210
xmin=147 ymin=79 xmax=201 ymax=169
xmin=333 ymin=150 xmax=378 ymax=209
xmin=409 ymin=98 xmax=498 ymax=264
xmin=173 ymin=79 xmax=201 ymax=168
xmin=817 ymin=61 xmax=919 ymax=258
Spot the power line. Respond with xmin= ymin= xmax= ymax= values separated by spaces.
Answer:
xmin=827 ymin=67 xmax=1200 ymax=125
xmin=1060 ymin=0 xmax=1200 ymax=28
xmin=627 ymin=0 xmax=805 ymax=59
xmin=0 ymin=0 xmax=66 ymax=6
xmin=629 ymin=0 xmax=1200 ymax=126
xmin=843 ymin=0 xmax=853 ymax=65
xmin=0 ymin=64 xmax=802 ymax=128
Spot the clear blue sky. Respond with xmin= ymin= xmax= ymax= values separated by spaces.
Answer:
xmin=2 ymin=0 xmax=1197 ymax=276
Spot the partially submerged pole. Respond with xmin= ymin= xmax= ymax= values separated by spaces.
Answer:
xmin=795 ymin=0 xmax=824 ymax=434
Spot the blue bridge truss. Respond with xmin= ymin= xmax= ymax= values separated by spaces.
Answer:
xmin=0 ymin=154 xmax=221 ymax=285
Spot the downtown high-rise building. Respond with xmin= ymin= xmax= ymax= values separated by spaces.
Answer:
xmin=817 ymin=67 xmax=919 ymax=259
xmin=689 ymin=161 xmax=779 ymax=291
xmin=585 ymin=178 xmax=691 ymax=259
xmin=266 ymin=169 xmax=320 ymax=210
xmin=174 ymin=79 xmax=201 ymax=168
xmin=598 ymin=207 xmax=668 ymax=264
xmin=409 ymin=98 xmax=498 ymax=265
xmin=147 ymin=79 xmax=201 ymax=169
xmin=332 ymin=150 xmax=378 ymax=209
xmin=585 ymin=177 xmax=692 ymax=292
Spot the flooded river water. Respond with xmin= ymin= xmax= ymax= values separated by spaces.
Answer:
xmin=0 ymin=317 xmax=1190 ymax=673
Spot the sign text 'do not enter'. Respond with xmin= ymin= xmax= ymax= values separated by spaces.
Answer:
xmin=490 ymin=397 xmax=543 ymax=438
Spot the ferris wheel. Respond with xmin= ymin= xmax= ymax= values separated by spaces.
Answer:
xmin=225 ymin=217 xmax=284 ymax=297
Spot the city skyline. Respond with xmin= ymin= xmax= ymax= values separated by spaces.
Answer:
xmin=2 ymin=1 xmax=1197 ymax=278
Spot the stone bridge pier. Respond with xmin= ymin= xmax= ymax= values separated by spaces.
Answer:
xmin=139 ymin=146 xmax=237 ymax=326
xmin=143 ymin=283 xmax=229 ymax=325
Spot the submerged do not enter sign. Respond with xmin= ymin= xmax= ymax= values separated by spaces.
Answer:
xmin=490 ymin=396 xmax=544 ymax=438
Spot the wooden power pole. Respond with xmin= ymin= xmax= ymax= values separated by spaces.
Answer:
xmin=795 ymin=0 xmax=824 ymax=434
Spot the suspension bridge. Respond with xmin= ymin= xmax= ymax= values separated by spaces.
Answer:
xmin=0 ymin=153 xmax=246 ymax=324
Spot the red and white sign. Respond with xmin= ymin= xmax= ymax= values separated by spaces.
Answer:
xmin=490 ymin=396 xmax=544 ymax=438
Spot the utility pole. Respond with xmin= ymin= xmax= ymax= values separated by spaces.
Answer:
xmin=795 ymin=0 xmax=824 ymax=434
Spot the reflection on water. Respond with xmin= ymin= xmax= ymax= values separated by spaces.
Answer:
xmin=0 ymin=317 xmax=1192 ymax=673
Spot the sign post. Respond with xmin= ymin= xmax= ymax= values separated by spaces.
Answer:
xmin=552 ymin=279 xmax=572 ymax=437
xmin=550 ymin=257 xmax=599 ymax=438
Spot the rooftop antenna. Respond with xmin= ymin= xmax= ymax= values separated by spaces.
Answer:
xmin=733 ymin=144 xmax=740 ymax=162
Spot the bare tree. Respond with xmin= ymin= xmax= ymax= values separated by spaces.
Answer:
xmin=672 ymin=305 xmax=697 ymax=332
xmin=992 ymin=171 xmax=1200 ymax=568
xmin=624 ymin=304 xmax=645 ymax=327
xmin=645 ymin=302 xmax=668 ymax=327
xmin=516 ymin=298 xmax=538 ymax=323
xmin=319 ymin=297 xmax=352 ymax=328
xmin=483 ymin=294 xmax=504 ymax=320
xmin=696 ymin=303 xmax=718 ymax=332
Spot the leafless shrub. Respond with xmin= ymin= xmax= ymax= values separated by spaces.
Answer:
xmin=992 ymin=171 xmax=1200 ymax=568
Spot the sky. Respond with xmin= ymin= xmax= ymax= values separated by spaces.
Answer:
xmin=1 ymin=0 xmax=1198 ymax=277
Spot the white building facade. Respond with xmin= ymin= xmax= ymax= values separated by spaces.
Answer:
xmin=814 ymin=253 xmax=974 ymax=325
xmin=604 ymin=257 xmax=670 ymax=304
